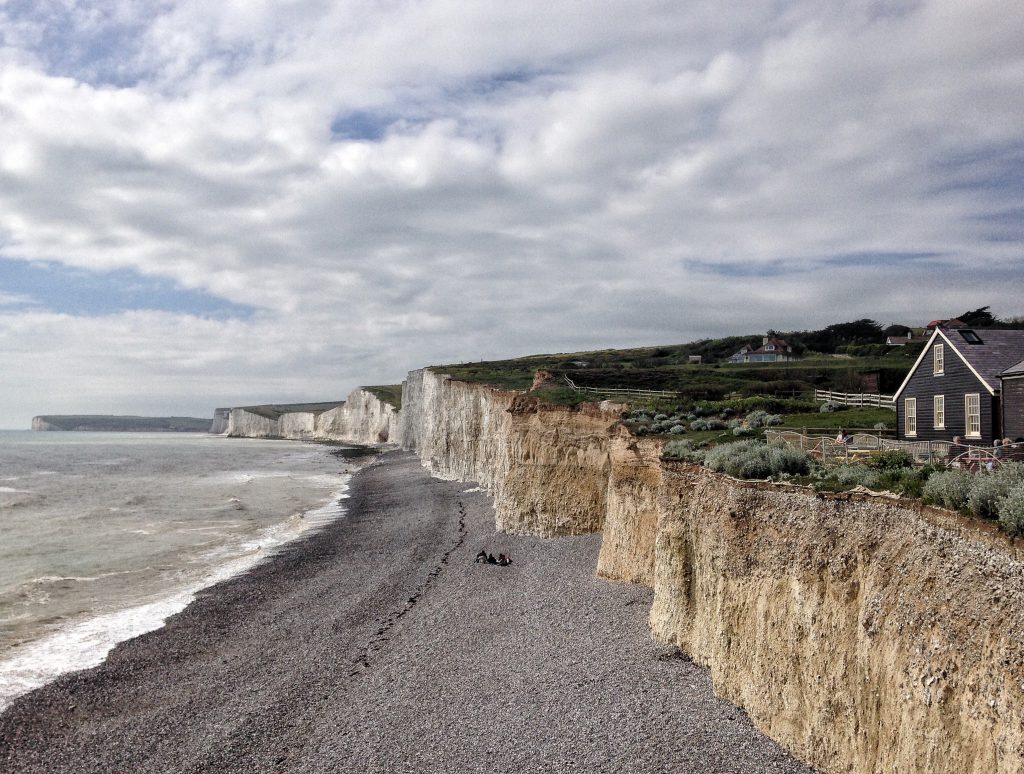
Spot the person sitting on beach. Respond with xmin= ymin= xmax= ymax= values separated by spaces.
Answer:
xmin=486 ymin=553 xmax=498 ymax=564
xmin=474 ymin=549 xmax=488 ymax=563
xmin=497 ymin=554 xmax=512 ymax=566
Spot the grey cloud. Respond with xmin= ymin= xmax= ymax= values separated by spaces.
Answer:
xmin=0 ymin=1 xmax=1022 ymax=426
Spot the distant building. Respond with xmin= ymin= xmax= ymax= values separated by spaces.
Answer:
xmin=687 ymin=355 xmax=703 ymax=364
xmin=886 ymin=330 xmax=929 ymax=347
xmin=729 ymin=335 xmax=797 ymax=364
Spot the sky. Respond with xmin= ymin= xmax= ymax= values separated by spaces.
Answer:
xmin=0 ymin=0 xmax=1022 ymax=428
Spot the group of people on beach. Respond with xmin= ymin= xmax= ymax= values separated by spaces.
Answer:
xmin=474 ymin=550 xmax=512 ymax=566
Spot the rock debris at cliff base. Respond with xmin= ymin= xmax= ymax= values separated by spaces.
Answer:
xmin=0 ymin=451 xmax=815 ymax=774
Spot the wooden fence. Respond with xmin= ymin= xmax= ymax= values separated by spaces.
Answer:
xmin=815 ymin=389 xmax=896 ymax=410
xmin=562 ymin=377 xmax=678 ymax=399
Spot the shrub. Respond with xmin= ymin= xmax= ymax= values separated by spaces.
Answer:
xmin=745 ymin=409 xmax=783 ymax=428
xmin=732 ymin=426 xmax=752 ymax=436
xmin=669 ymin=424 xmax=686 ymax=434
xmin=819 ymin=401 xmax=846 ymax=413
xmin=997 ymin=484 xmax=1024 ymax=537
xmin=690 ymin=418 xmax=726 ymax=431
xmin=873 ymin=422 xmax=889 ymax=431
xmin=869 ymin=450 xmax=913 ymax=472
xmin=654 ymin=414 xmax=668 ymax=421
xmin=967 ymin=463 xmax=1024 ymax=519
xmin=922 ymin=470 xmax=973 ymax=510
xmin=832 ymin=464 xmax=881 ymax=488
xmin=704 ymin=440 xmax=811 ymax=479
xmin=662 ymin=439 xmax=705 ymax=462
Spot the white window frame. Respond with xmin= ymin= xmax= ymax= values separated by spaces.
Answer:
xmin=905 ymin=398 xmax=917 ymax=437
xmin=933 ymin=343 xmax=944 ymax=375
xmin=934 ymin=395 xmax=945 ymax=429
xmin=965 ymin=393 xmax=981 ymax=438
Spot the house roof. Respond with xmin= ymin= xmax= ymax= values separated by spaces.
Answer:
xmin=1002 ymin=359 xmax=1024 ymax=378
xmin=894 ymin=328 xmax=1024 ymax=399
xmin=749 ymin=338 xmax=790 ymax=355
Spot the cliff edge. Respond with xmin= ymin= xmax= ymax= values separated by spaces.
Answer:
xmin=394 ymin=367 xmax=1024 ymax=774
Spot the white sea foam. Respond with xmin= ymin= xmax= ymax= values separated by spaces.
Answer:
xmin=0 ymin=432 xmax=358 ymax=713
xmin=0 ymin=481 xmax=352 ymax=713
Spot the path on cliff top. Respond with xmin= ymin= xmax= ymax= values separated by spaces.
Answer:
xmin=0 ymin=451 xmax=815 ymax=773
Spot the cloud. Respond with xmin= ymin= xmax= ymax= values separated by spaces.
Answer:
xmin=0 ymin=0 xmax=1022 ymax=426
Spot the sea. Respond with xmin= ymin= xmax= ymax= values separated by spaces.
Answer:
xmin=0 ymin=430 xmax=358 ymax=712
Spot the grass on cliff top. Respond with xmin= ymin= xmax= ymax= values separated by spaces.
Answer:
xmin=363 ymin=385 xmax=403 ymax=410
xmin=433 ymin=344 xmax=917 ymax=409
xmin=238 ymin=402 xmax=344 ymax=420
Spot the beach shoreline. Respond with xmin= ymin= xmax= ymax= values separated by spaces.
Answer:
xmin=0 ymin=450 xmax=815 ymax=773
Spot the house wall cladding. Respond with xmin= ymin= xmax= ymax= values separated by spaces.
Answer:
xmin=1004 ymin=377 xmax=1024 ymax=441
xmin=897 ymin=338 xmax=997 ymax=443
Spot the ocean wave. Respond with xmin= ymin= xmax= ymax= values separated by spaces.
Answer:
xmin=0 ymin=479 xmax=353 ymax=712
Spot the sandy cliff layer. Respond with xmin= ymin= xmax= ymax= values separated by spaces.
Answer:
xmin=651 ymin=465 xmax=1024 ymax=774
xmin=400 ymin=369 xmax=622 ymax=536
xmin=396 ymin=368 xmax=1024 ymax=774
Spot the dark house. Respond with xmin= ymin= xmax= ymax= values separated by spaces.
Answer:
xmin=893 ymin=327 xmax=1024 ymax=444
xmin=1001 ymin=360 xmax=1024 ymax=441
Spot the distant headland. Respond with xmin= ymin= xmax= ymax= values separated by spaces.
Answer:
xmin=31 ymin=415 xmax=213 ymax=432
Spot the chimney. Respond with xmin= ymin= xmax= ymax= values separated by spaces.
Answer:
xmin=763 ymin=336 xmax=769 ymax=346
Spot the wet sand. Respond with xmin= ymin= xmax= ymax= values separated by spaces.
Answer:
xmin=0 ymin=450 xmax=816 ymax=773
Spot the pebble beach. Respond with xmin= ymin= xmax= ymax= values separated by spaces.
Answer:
xmin=0 ymin=450 xmax=816 ymax=773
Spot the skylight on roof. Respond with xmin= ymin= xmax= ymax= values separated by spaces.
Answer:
xmin=959 ymin=329 xmax=983 ymax=344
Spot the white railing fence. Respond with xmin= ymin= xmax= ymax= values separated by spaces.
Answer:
xmin=766 ymin=430 xmax=1024 ymax=469
xmin=563 ymin=376 xmax=678 ymax=399
xmin=815 ymin=389 xmax=896 ymax=410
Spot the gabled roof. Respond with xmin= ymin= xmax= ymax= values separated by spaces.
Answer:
xmin=893 ymin=328 xmax=1024 ymax=399
xmin=1002 ymin=359 xmax=1024 ymax=378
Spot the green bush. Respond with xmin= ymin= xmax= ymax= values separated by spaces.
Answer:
xmin=967 ymin=463 xmax=1024 ymax=519
xmin=745 ymin=409 xmax=783 ymax=428
xmin=922 ymin=469 xmax=974 ymax=510
xmin=832 ymin=464 xmax=881 ymax=488
xmin=704 ymin=440 xmax=811 ymax=479
xmin=690 ymin=418 xmax=726 ymax=431
xmin=997 ymin=484 xmax=1024 ymax=537
xmin=669 ymin=424 xmax=686 ymax=434
xmin=662 ymin=439 xmax=705 ymax=462
xmin=869 ymin=450 xmax=913 ymax=472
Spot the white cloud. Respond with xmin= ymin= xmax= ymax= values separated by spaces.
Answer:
xmin=0 ymin=0 xmax=1022 ymax=426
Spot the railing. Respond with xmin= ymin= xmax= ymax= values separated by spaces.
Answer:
xmin=815 ymin=389 xmax=896 ymax=410
xmin=563 ymin=376 xmax=678 ymax=399
xmin=766 ymin=430 xmax=1024 ymax=469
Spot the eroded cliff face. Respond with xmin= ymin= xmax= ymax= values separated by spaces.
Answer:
xmin=650 ymin=464 xmax=1024 ymax=774
xmin=224 ymin=389 xmax=398 ymax=444
xmin=210 ymin=408 xmax=230 ymax=435
xmin=400 ymin=369 xmax=623 ymax=536
xmin=396 ymin=371 xmax=1024 ymax=774
xmin=226 ymin=408 xmax=279 ymax=438
xmin=316 ymin=389 xmax=400 ymax=444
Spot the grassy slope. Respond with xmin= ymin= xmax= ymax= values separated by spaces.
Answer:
xmin=363 ymin=385 xmax=403 ymax=410
xmin=432 ymin=341 xmax=918 ymax=409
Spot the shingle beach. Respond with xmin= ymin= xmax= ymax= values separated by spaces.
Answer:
xmin=0 ymin=450 xmax=816 ymax=773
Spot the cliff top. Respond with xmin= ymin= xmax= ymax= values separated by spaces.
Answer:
xmin=234 ymin=402 xmax=344 ymax=420
xmin=362 ymin=385 xmax=402 ymax=410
